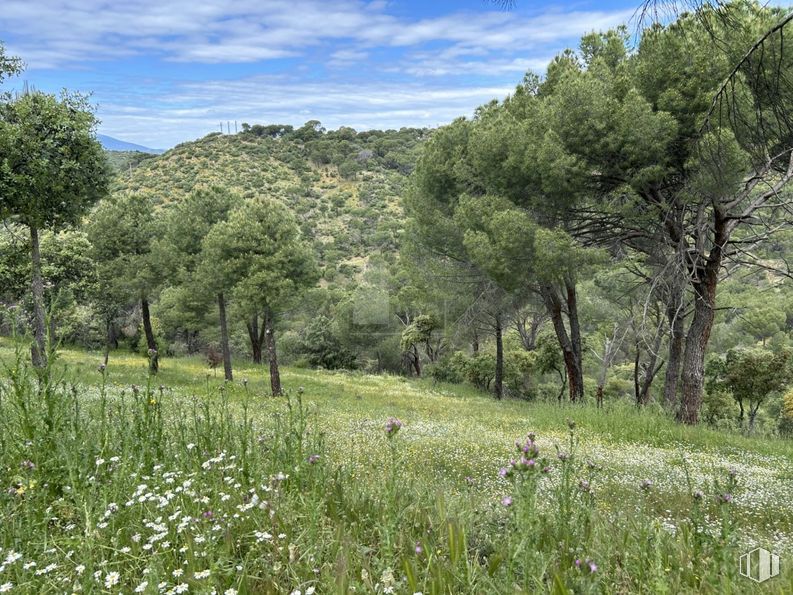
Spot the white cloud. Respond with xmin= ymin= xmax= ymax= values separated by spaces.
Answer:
xmin=96 ymin=76 xmax=517 ymax=147
xmin=0 ymin=1 xmax=638 ymax=147
xmin=3 ymin=1 xmax=632 ymax=67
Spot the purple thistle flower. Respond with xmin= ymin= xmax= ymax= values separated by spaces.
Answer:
xmin=719 ymin=493 xmax=733 ymax=504
xmin=557 ymin=452 xmax=569 ymax=462
xmin=588 ymin=560 xmax=598 ymax=573
xmin=307 ymin=454 xmax=320 ymax=464
xmin=501 ymin=496 xmax=513 ymax=507
xmin=415 ymin=543 xmax=423 ymax=555
xmin=498 ymin=467 xmax=509 ymax=478
xmin=578 ymin=480 xmax=591 ymax=493
xmin=202 ymin=510 xmax=214 ymax=519
xmin=542 ymin=466 xmax=551 ymax=474
xmin=693 ymin=490 xmax=704 ymax=500
xmin=640 ymin=479 xmax=653 ymax=491
xmin=574 ymin=559 xmax=581 ymax=568
xmin=385 ymin=417 xmax=403 ymax=437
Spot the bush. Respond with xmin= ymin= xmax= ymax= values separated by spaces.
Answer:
xmin=297 ymin=315 xmax=357 ymax=370
xmin=428 ymin=352 xmax=467 ymax=384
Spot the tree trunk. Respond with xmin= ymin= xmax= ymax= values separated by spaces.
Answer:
xmin=246 ymin=315 xmax=264 ymax=364
xmin=218 ymin=292 xmax=233 ymax=381
xmin=540 ymin=283 xmax=584 ymax=402
xmin=141 ymin=297 xmax=159 ymax=374
xmin=411 ymin=345 xmax=422 ymax=377
xmin=634 ymin=344 xmax=642 ymax=406
xmin=264 ymin=309 xmax=281 ymax=396
xmin=566 ymin=280 xmax=585 ymax=402
xmin=663 ymin=282 xmax=685 ymax=408
xmin=103 ymin=318 xmax=113 ymax=367
xmin=29 ymin=225 xmax=47 ymax=368
xmin=678 ymin=227 xmax=724 ymax=424
xmin=494 ymin=314 xmax=503 ymax=400
xmin=472 ymin=330 xmax=479 ymax=355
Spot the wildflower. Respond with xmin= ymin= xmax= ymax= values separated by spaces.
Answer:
xmin=498 ymin=467 xmax=509 ymax=479
xmin=224 ymin=590 xmax=238 ymax=595
xmin=306 ymin=588 xmax=315 ymax=595
xmin=415 ymin=542 xmax=423 ymax=555
xmin=134 ymin=582 xmax=148 ymax=593
xmin=385 ymin=417 xmax=403 ymax=437
xmin=3 ymin=552 xmax=21 ymax=566
xmin=578 ymin=479 xmax=591 ymax=493
xmin=307 ymin=454 xmax=320 ymax=464
xmin=105 ymin=572 xmax=120 ymax=588
xmin=501 ymin=496 xmax=513 ymax=507
xmin=557 ymin=452 xmax=569 ymax=462
xmin=0 ymin=583 xmax=12 ymax=592
xmin=98 ymin=363 xmax=106 ymax=372
xmin=194 ymin=570 xmax=210 ymax=579
xmin=542 ymin=466 xmax=552 ymax=474
xmin=174 ymin=583 xmax=189 ymax=594
xmin=719 ymin=493 xmax=733 ymax=504
xmin=172 ymin=568 xmax=184 ymax=578
xmin=566 ymin=418 xmax=576 ymax=430
xmin=588 ymin=561 xmax=598 ymax=573
xmin=693 ymin=490 xmax=704 ymax=500
xmin=95 ymin=458 xmax=105 ymax=467
xmin=20 ymin=460 xmax=35 ymax=471
xmin=75 ymin=564 xmax=85 ymax=574
xmin=186 ymin=443 xmax=195 ymax=450
xmin=465 ymin=476 xmax=474 ymax=485
xmin=640 ymin=479 xmax=653 ymax=491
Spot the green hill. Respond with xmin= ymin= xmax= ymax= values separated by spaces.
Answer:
xmin=111 ymin=124 xmax=429 ymax=281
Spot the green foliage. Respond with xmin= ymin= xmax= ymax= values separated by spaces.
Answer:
xmin=296 ymin=315 xmax=357 ymax=370
xmin=707 ymin=347 xmax=793 ymax=430
xmin=199 ymin=196 xmax=318 ymax=315
xmin=0 ymin=91 xmax=110 ymax=229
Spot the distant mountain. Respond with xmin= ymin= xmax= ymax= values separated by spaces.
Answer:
xmin=98 ymin=134 xmax=164 ymax=154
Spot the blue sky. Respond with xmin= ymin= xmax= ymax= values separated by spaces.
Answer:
xmin=1 ymin=0 xmax=641 ymax=149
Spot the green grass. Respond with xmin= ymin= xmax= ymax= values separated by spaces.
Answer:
xmin=1 ymin=339 xmax=792 ymax=593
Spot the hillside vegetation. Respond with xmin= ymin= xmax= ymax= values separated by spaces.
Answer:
xmin=112 ymin=125 xmax=427 ymax=280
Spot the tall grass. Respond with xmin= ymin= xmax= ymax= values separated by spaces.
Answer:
xmin=0 ymin=344 xmax=790 ymax=593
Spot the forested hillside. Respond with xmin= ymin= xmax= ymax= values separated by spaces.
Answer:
xmin=112 ymin=124 xmax=427 ymax=279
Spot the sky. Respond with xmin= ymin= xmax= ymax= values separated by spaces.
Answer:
xmin=1 ymin=0 xmax=642 ymax=149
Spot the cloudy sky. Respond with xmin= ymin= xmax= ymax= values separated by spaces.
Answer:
xmin=1 ymin=0 xmax=640 ymax=149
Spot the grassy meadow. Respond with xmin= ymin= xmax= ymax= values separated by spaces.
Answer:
xmin=1 ymin=339 xmax=792 ymax=594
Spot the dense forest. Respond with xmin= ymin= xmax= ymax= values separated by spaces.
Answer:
xmin=3 ymin=2 xmax=793 ymax=433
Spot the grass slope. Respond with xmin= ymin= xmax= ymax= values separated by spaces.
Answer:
xmin=6 ymin=344 xmax=793 ymax=555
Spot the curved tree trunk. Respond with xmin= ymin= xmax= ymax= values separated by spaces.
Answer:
xmin=540 ymin=283 xmax=584 ymax=402
xmin=218 ymin=292 xmax=233 ymax=381
xmin=141 ymin=296 xmax=159 ymax=374
xmin=494 ymin=314 xmax=503 ymax=400
xmin=29 ymin=224 xmax=47 ymax=368
xmin=264 ymin=309 xmax=281 ymax=396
